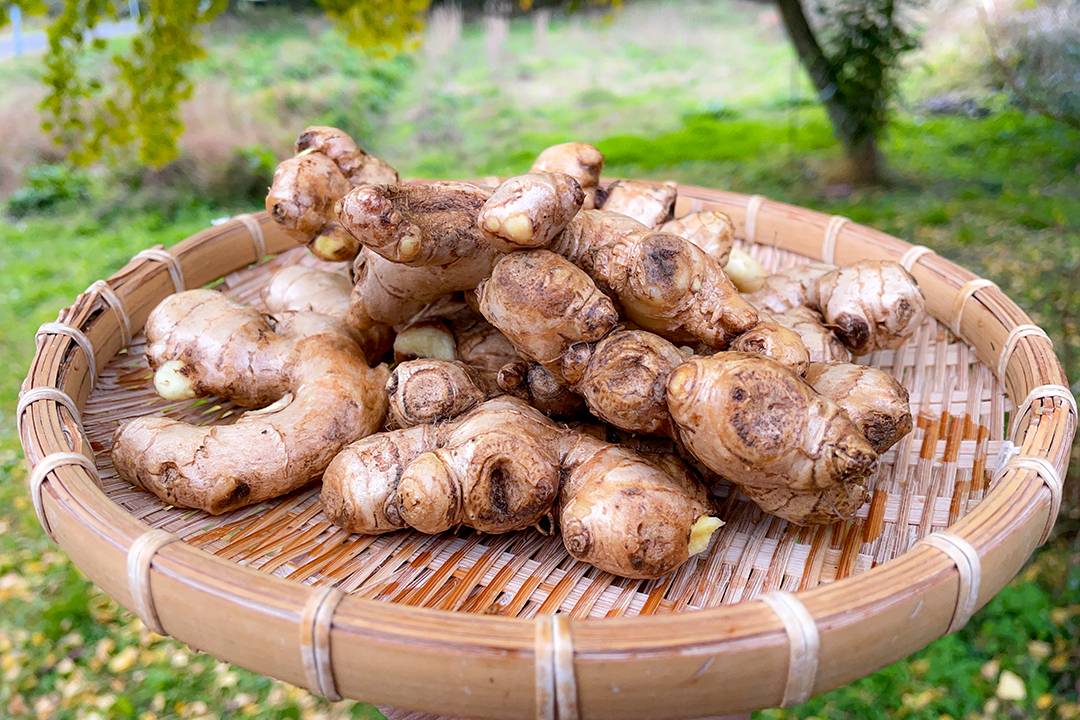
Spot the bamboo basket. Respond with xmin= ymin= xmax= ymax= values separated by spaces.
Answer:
xmin=18 ymin=184 xmax=1076 ymax=720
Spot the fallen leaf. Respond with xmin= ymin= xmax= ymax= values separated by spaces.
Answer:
xmin=996 ymin=670 xmax=1026 ymax=701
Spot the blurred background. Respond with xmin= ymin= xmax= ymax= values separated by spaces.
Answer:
xmin=0 ymin=0 xmax=1078 ymax=718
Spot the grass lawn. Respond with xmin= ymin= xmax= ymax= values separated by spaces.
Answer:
xmin=1 ymin=3 xmax=1079 ymax=719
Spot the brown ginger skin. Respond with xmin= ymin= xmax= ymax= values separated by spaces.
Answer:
xmin=739 ymin=479 xmax=869 ymax=526
xmin=729 ymin=313 xmax=811 ymax=377
xmin=386 ymin=359 xmax=494 ymax=428
xmin=261 ymin=265 xmax=393 ymax=363
xmin=112 ymin=291 xmax=389 ymax=514
xmin=805 ymin=362 xmax=913 ymax=454
xmin=666 ymin=353 xmax=878 ymax=493
xmin=477 ymin=173 xmax=585 ymax=251
xmin=295 ymin=126 xmax=399 ymax=186
xmin=599 ymin=179 xmax=678 ymax=228
xmin=550 ymin=210 xmax=758 ymax=348
xmin=265 ymin=127 xmax=400 ymax=261
xmin=322 ymin=396 xmax=718 ymax=578
xmin=658 ymin=211 xmax=735 ymax=266
xmin=335 ymin=182 xmax=494 ymax=266
xmin=476 ymin=250 xmax=619 ymax=385
xmin=814 ymin=260 xmax=926 ymax=355
xmin=772 ymin=306 xmax=851 ymax=364
xmin=745 ymin=262 xmax=835 ymax=314
xmin=530 ymin=142 xmax=604 ymax=209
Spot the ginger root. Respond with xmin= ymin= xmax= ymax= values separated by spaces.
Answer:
xmin=530 ymin=142 xmax=604 ymax=209
xmin=265 ymin=126 xmax=399 ymax=261
xmin=550 ymin=211 xmax=759 ymax=348
xmin=772 ymin=307 xmax=851 ymax=364
xmin=729 ymin=314 xmax=811 ymax=377
xmin=112 ymin=290 xmax=389 ymax=514
xmin=599 ymin=179 xmax=678 ymax=228
xmin=745 ymin=262 xmax=835 ymax=314
xmin=805 ymin=362 xmax=913 ymax=454
xmin=666 ymin=353 xmax=878 ymax=493
xmin=814 ymin=260 xmax=926 ymax=355
xmin=322 ymin=396 xmax=719 ymax=578
xmin=477 ymin=173 xmax=584 ymax=251
xmin=659 ymin=211 xmax=735 ymax=266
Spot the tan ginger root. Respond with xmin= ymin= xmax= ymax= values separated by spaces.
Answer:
xmin=261 ymin=265 xmax=393 ymax=363
xmin=745 ymin=262 xmax=836 ymax=314
xmin=335 ymin=182 xmax=494 ymax=266
xmin=814 ymin=260 xmax=926 ymax=355
xmin=321 ymin=396 xmax=719 ymax=578
xmin=477 ymin=173 xmax=585 ymax=251
xmin=666 ymin=353 xmax=878 ymax=493
xmin=386 ymin=359 xmax=494 ymax=428
xmin=599 ymin=179 xmax=678 ymax=228
xmin=295 ymin=126 xmax=399 ymax=186
xmin=112 ymin=290 xmax=389 ymax=514
xmin=497 ymin=361 xmax=588 ymax=419
xmin=739 ymin=479 xmax=869 ymax=526
xmin=658 ymin=211 xmax=735 ymax=266
xmin=550 ymin=211 xmax=759 ymax=348
xmin=477 ymin=250 xmax=620 ymax=385
xmin=729 ymin=313 xmax=811 ymax=377
xmin=804 ymin=362 xmax=913 ymax=454
xmin=772 ymin=306 xmax=851 ymax=364
xmin=266 ymin=127 xmax=400 ymax=262
xmin=530 ymin=142 xmax=605 ymax=209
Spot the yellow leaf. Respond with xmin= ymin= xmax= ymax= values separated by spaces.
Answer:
xmin=108 ymin=646 xmax=139 ymax=674
xmin=996 ymin=670 xmax=1026 ymax=701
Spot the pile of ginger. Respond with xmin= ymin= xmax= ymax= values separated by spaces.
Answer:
xmin=111 ymin=126 xmax=925 ymax=580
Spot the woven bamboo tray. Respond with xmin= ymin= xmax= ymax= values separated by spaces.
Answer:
xmin=18 ymin=184 xmax=1076 ymax=720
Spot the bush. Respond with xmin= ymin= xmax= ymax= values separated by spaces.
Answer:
xmin=6 ymin=165 xmax=92 ymax=218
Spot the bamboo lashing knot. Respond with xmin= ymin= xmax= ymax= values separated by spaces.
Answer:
xmin=234 ymin=213 xmax=267 ymax=262
xmin=821 ymin=215 xmax=849 ymax=265
xmin=88 ymin=280 xmax=133 ymax=348
xmin=534 ymin=614 xmax=579 ymax=720
xmin=996 ymin=325 xmax=1051 ymax=381
xmin=743 ymin=195 xmax=765 ymax=244
xmin=134 ymin=247 xmax=185 ymax=294
xmin=17 ymin=387 xmax=87 ymax=453
xmin=127 ymin=529 xmax=180 ymax=636
xmin=899 ymin=245 xmax=935 ymax=273
xmin=36 ymin=322 xmax=97 ymax=393
xmin=29 ymin=451 xmax=99 ymax=541
xmin=759 ymin=592 xmax=819 ymax=707
xmin=1009 ymin=384 xmax=1078 ymax=443
xmin=300 ymin=586 xmax=345 ymax=701
xmin=995 ymin=454 xmax=1064 ymax=545
xmin=918 ymin=532 xmax=981 ymax=634
xmin=949 ymin=278 xmax=997 ymax=337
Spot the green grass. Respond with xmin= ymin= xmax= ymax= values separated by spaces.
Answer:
xmin=2 ymin=2 xmax=1080 ymax=718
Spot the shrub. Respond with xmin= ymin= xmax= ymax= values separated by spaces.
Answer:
xmin=6 ymin=165 xmax=92 ymax=218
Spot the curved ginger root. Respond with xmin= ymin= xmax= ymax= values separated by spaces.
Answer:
xmin=265 ymin=126 xmax=399 ymax=261
xmin=658 ymin=211 xmax=735 ymax=266
xmin=772 ymin=306 xmax=851 ymax=364
xmin=729 ymin=313 xmax=811 ymax=377
xmin=666 ymin=353 xmax=878 ymax=493
xmin=530 ymin=142 xmax=604 ymax=209
xmin=335 ymin=182 xmax=494 ymax=266
xmin=322 ymin=397 xmax=719 ymax=578
xmin=745 ymin=262 xmax=835 ymax=314
xmin=814 ymin=260 xmax=926 ymax=355
xmin=112 ymin=290 xmax=389 ymax=514
xmin=260 ymin=265 xmax=393 ymax=363
xmin=805 ymin=362 xmax=913 ymax=454
xmin=477 ymin=173 xmax=585 ymax=251
xmin=599 ymin=179 xmax=677 ymax=228
xmin=550 ymin=210 xmax=759 ymax=348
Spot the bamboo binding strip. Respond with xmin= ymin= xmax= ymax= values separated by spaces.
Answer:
xmin=19 ymin=189 xmax=1077 ymax=720
xmin=820 ymin=215 xmax=849 ymax=265
xmin=300 ymin=586 xmax=346 ymax=701
xmin=996 ymin=325 xmax=1051 ymax=380
xmin=36 ymin=322 xmax=97 ymax=391
xmin=28 ymin=452 xmax=100 ymax=541
xmin=88 ymin=280 xmax=133 ymax=349
xmin=234 ymin=213 xmax=267 ymax=262
xmin=126 ymin=529 xmax=180 ymax=636
xmin=758 ymin=592 xmax=820 ymax=708
xmin=950 ymin=278 xmax=997 ymax=337
xmin=917 ymin=533 xmax=981 ymax=635
xmin=17 ymin=386 xmax=86 ymax=449
xmin=996 ymin=455 xmax=1064 ymax=545
xmin=134 ymin=248 xmax=186 ymax=293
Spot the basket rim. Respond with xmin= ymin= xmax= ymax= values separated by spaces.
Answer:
xmin=18 ymin=185 xmax=1077 ymax=719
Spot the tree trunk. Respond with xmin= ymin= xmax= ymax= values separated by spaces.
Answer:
xmin=774 ymin=0 xmax=886 ymax=184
